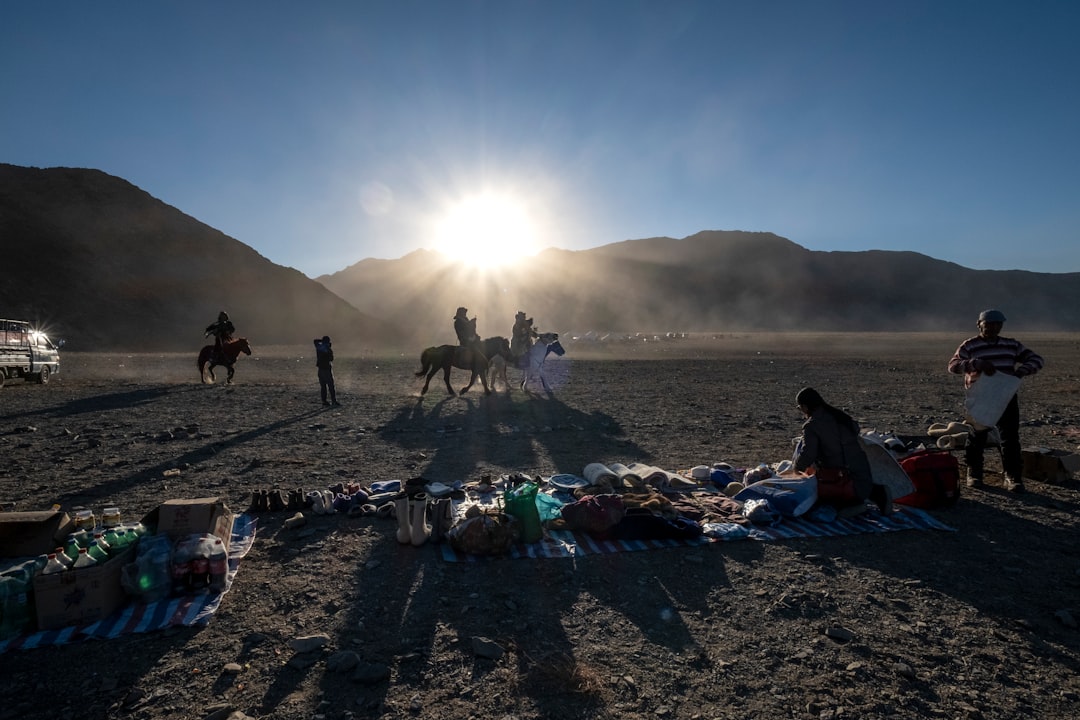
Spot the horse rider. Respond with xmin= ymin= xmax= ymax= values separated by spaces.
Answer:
xmin=511 ymin=311 xmax=538 ymax=360
xmin=205 ymin=311 xmax=235 ymax=362
xmin=454 ymin=307 xmax=481 ymax=352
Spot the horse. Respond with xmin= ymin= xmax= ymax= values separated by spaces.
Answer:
xmin=415 ymin=336 xmax=513 ymax=396
xmin=520 ymin=332 xmax=566 ymax=393
xmin=486 ymin=335 xmax=518 ymax=392
xmin=198 ymin=337 xmax=252 ymax=385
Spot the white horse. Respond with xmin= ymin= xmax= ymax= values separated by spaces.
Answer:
xmin=520 ymin=332 xmax=565 ymax=393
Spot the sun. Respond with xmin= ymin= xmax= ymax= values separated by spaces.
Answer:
xmin=432 ymin=193 xmax=540 ymax=269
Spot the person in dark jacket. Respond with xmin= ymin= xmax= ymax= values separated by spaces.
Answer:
xmin=314 ymin=335 xmax=339 ymax=406
xmin=948 ymin=309 xmax=1043 ymax=492
xmin=510 ymin=311 xmax=538 ymax=360
xmin=453 ymin=307 xmax=480 ymax=350
xmin=204 ymin=311 xmax=235 ymax=361
xmin=793 ymin=387 xmax=889 ymax=516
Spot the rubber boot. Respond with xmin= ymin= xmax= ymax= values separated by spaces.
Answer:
xmin=410 ymin=493 xmax=431 ymax=546
xmin=395 ymin=495 xmax=411 ymax=544
xmin=429 ymin=497 xmax=454 ymax=543
xmin=268 ymin=489 xmax=286 ymax=512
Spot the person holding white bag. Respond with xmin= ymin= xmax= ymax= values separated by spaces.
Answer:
xmin=948 ymin=309 xmax=1043 ymax=492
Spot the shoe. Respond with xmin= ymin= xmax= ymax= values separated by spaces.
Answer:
xmin=248 ymin=490 xmax=268 ymax=513
xmin=870 ymin=484 xmax=893 ymax=515
xmin=323 ymin=400 xmax=331 ymax=406
xmin=331 ymin=400 xmax=341 ymax=406
xmin=1004 ymin=476 xmax=1026 ymax=493
xmin=268 ymin=489 xmax=286 ymax=512
xmin=965 ymin=473 xmax=983 ymax=488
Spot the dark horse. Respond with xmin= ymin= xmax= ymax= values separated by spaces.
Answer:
xmin=198 ymin=337 xmax=252 ymax=385
xmin=415 ymin=336 xmax=512 ymax=396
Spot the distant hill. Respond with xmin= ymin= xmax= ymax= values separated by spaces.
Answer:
xmin=320 ymin=231 xmax=1080 ymax=344
xmin=0 ymin=164 xmax=400 ymax=351
xmin=3 ymin=163 xmax=1077 ymax=353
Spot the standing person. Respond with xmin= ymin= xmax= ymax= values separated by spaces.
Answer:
xmin=204 ymin=311 xmax=235 ymax=361
xmin=948 ymin=309 xmax=1043 ymax=492
xmin=510 ymin=311 xmax=538 ymax=360
xmin=314 ymin=336 xmax=339 ymax=406
xmin=793 ymin=387 xmax=890 ymax=516
xmin=453 ymin=307 xmax=480 ymax=350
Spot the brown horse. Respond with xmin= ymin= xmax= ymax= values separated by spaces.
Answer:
xmin=415 ymin=336 xmax=512 ymax=396
xmin=198 ymin=337 xmax=252 ymax=385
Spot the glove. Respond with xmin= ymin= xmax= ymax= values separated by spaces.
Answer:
xmin=977 ymin=359 xmax=996 ymax=375
xmin=1015 ymin=368 xmax=1029 ymax=378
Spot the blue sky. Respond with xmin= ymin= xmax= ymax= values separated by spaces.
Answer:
xmin=3 ymin=1 xmax=1078 ymax=277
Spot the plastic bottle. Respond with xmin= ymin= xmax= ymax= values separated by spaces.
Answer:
xmin=93 ymin=532 xmax=112 ymax=555
xmin=103 ymin=528 xmax=126 ymax=553
xmin=171 ymin=538 xmax=192 ymax=595
xmin=87 ymin=540 xmax=109 ymax=563
xmin=41 ymin=553 xmax=67 ymax=575
xmin=208 ymin=538 xmax=228 ymax=592
xmin=54 ymin=547 xmax=74 ymax=568
xmin=189 ymin=536 xmax=210 ymax=590
xmin=64 ymin=533 xmax=82 ymax=561
xmin=72 ymin=547 xmax=98 ymax=568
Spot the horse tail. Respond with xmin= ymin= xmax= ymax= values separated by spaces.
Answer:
xmin=415 ymin=348 xmax=433 ymax=377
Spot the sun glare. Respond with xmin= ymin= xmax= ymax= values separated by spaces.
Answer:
xmin=433 ymin=193 xmax=540 ymax=269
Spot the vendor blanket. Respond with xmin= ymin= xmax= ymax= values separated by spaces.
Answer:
xmin=0 ymin=514 xmax=257 ymax=654
xmin=441 ymin=506 xmax=953 ymax=562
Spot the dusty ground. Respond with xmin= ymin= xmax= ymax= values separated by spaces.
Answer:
xmin=2 ymin=332 xmax=1079 ymax=720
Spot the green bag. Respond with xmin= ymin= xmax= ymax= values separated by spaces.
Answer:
xmin=503 ymin=481 xmax=542 ymax=544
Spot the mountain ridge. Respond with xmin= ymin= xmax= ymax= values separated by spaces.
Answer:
xmin=3 ymin=164 xmax=1077 ymax=351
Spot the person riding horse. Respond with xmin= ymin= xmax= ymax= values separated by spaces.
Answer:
xmin=453 ymin=307 xmax=482 ymax=355
xmin=510 ymin=311 xmax=538 ymax=361
xmin=205 ymin=311 xmax=236 ymax=363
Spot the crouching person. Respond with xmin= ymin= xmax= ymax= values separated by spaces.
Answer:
xmin=793 ymin=387 xmax=889 ymax=517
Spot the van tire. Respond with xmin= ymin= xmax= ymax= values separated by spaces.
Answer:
xmin=37 ymin=366 xmax=50 ymax=384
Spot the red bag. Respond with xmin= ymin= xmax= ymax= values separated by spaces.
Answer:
xmin=815 ymin=467 xmax=857 ymax=503
xmin=895 ymin=450 xmax=960 ymax=508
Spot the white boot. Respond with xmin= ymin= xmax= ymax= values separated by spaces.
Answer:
xmin=395 ymin=495 xmax=411 ymax=544
xmin=410 ymin=493 xmax=431 ymax=546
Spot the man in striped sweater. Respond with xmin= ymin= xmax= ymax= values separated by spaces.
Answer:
xmin=948 ymin=309 xmax=1044 ymax=492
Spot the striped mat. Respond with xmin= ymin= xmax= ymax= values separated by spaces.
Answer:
xmin=0 ymin=513 xmax=257 ymax=654
xmin=440 ymin=506 xmax=955 ymax=562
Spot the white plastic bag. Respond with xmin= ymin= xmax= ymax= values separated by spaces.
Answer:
xmin=965 ymin=373 xmax=1021 ymax=429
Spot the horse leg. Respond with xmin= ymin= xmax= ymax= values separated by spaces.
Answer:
xmin=420 ymin=366 xmax=436 ymax=395
xmin=226 ymin=364 xmax=234 ymax=385
xmin=478 ymin=365 xmax=491 ymax=395
xmin=442 ymin=365 xmax=455 ymax=395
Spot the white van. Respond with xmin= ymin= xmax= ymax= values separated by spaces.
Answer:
xmin=0 ymin=319 xmax=63 ymax=387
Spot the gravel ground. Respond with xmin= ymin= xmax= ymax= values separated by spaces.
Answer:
xmin=2 ymin=332 xmax=1079 ymax=720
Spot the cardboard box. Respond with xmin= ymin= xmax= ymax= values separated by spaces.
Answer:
xmin=145 ymin=497 xmax=233 ymax=551
xmin=0 ymin=510 xmax=73 ymax=558
xmin=1022 ymin=448 xmax=1080 ymax=484
xmin=33 ymin=545 xmax=135 ymax=630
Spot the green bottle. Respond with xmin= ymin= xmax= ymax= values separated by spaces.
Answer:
xmin=87 ymin=540 xmax=109 ymax=563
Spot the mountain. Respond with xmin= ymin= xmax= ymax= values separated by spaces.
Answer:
xmin=320 ymin=231 xmax=1080 ymax=343
xmin=3 ymin=163 xmax=1077 ymax=353
xmin=0 ymin=164 xmax=401 ymax=351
